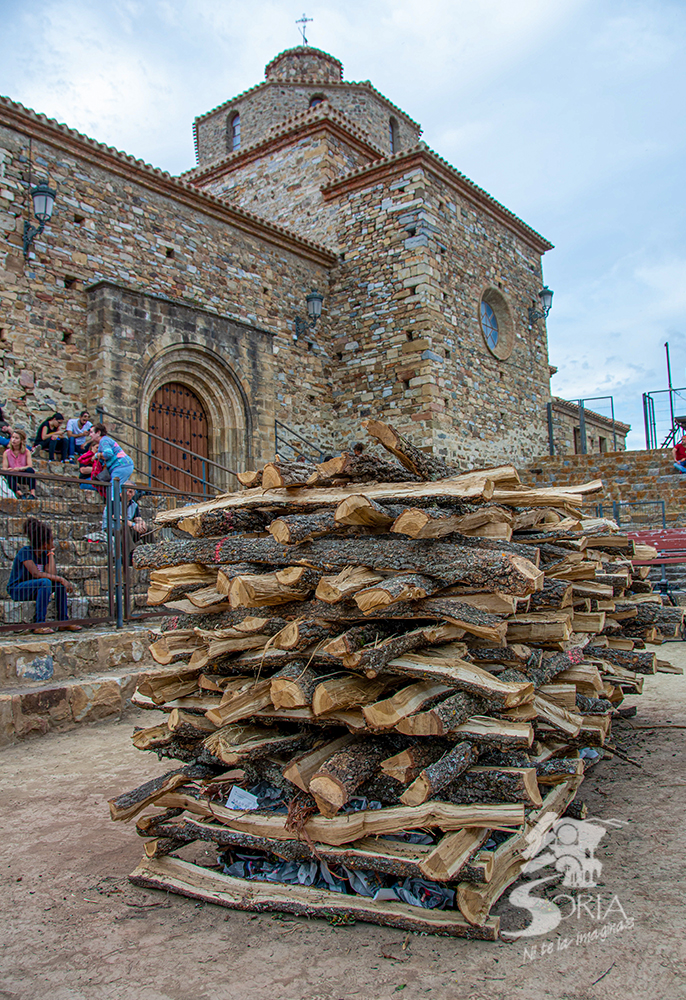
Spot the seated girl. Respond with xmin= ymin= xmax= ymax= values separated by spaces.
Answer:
xmin=2 ymin=430 xmax=36 ymax=497
xmin=7 ymin=518 xmax=82 ymax=633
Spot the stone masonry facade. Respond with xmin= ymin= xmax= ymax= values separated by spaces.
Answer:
xmin=0 ymin=44 xmax=580 ymax=482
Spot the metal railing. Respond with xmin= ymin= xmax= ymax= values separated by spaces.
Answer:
xmin=96 ymin=407 xmax=238 ymax=495
xmin=0 ymin=469 xmax=209 ymax=633
xmin=642 ymin=388 xmax=686 ymax=450
xmin=274 ymin=419 xmax=327 ymax=463
xmin=592 ymin=499 xmax=667 ymax=529
xmin=547 ymin=396 xmax=618 ymax=456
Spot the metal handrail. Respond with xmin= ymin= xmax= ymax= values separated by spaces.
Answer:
xmin=106 ymin=428 xmax=223 ymax=495
xmin=97 ymin=407 xmax=239 ymax=477
xmin=274 ymin=419 xmax=326 ymax=462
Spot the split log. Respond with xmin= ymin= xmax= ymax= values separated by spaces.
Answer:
xmin=532 ymin=694 xmax=583 ymax=736
xmin=214 ymin=563 xmax=265 ymax=595
xmin=262 ymin=459 xmax=316 ymax=490
xmin=310 ymin=740 xmax=394 ymax=816
xmin=441 ymin=592 xmax=519 ymax=615
xmin=390 ymin=506 xmax=473 ymax=539
xmin=130 ymin=855 xmax=500 ymax=939
xmin=268 ymin=510 xmax=337 ymax=545
xmin=133 ymin=536 xmax=542 ymax=596
xmin=576 ymin=693 xmax=614 ymax=714
xmin=334 ymin=495 xmax=400 ymax=528
xmin=506 ymin=612 xmax=573 ymax=644
xmin=362 ymin=680 xmax=454 ymax=729
xmin=380 ymin=743 xmax=453 ymax=784
xmin=528 ymin=578 xmax=574 ymax=611
xmin=269 ymin=661 xmax=319 ymax=709
xmin=188 ymin=586 xmax=234 ymax=610
xmin=381 ymin=651 xmax=534 ymax=708
xmin=522 ymin=647 xmax=585 ymax=688
xmin=315 ymin=566 xmax=384 ymax=603
xmin=585 ymin=645 xmax=657 ymax=675
xmin=444 ymin=767 xmax=542 ymax=808
xmin=354 ymin=573 xmax=442 ymax=612
xmin=228 ymin=567 xmax=321 ymax=608
xmin=236 ymin=469 xmax=262 ymax=488
xmin=310 ymin=453 xmax=419 ymax=486
xmin=178 ymin=509 xmax=268 ymax=538
xmin=108 ymin=764 xmax=215 ymax=821
xmin=147 ymin=564 xmax=217 ymax=605
xmin=468 ymin=645 xmax=532 ymax=666
xmin=398 ymin=713 xmax=534 ymax=749
xmin=166 ymin=709 xmax=217 ymax=740
xmin=362 ymin=419 xmax=459 ymax=480
xmin=342 ymin=624 xmax=466 ymax=674
xmin=271 ymin=619 xmax=336 ymax=651
xmin=400 ymin=742 xmax=477 ymax=806
xmin=157 ymin=790 xmax=525 ymax=845
xmin=282 ymin=735 xmax=356 ymax=792
xmin=312 ymin=675 xmax=392 ymax=716
xmin=137 ymin=667 xmax=201 ymax=704
xmin=200 ymin=725 xmax=310 ymax=766
xmin=204 ymin=679 xmax=273 ymax=726
xmin=535 ymin=759 xmax=584 ymax=785
xmin=419 ymin=828 xmax=491 ymax=882
xmin=320 ymin=623 xmax=400 ymax=659
xmin=418 ymin=600 xmax=509 ymax=642
xmin=394 ymin=692 xmax=485 ymax=736
xmin=537 ymin=683 xmax=577 ymax=709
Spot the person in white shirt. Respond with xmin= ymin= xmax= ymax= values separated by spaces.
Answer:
xmin=65 ymin=410 xmax=93 ymax=461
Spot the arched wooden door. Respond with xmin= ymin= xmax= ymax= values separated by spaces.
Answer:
xmin=148 ymin=382 xmax=209 ymax=493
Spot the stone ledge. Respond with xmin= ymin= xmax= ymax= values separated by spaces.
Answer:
xmin=0 ymin=625 xmax=155 ymax=685
xmin=0 ymin=663 xmax=177 ymax=747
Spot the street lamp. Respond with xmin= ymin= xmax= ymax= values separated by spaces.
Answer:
xmin=23 ymin=182 xmax=57 ymax=259
xmin=528 ymin=286 xmax=554 ymax=324
xmin=294 ymin=290 xmax=324 ymax=338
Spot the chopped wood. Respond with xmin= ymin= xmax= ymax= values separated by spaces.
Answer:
xmin=363 ymin=680 xmax=454 ymax=729
xmin=282 ymin=735 xmax=356 ymax=792
xmin=390 ymin=506 xmax=478 ymax=539
xmin=362 ymin=419 xmax=460 ymax=480
xmin=200 ymin=725 xmax=309 ymax=766
xmin=236 ymin=469 xmax=262 ymax=488
xmin=380 ymin=743 xmax=453 ymax=784
xmin=228 ymin=566 xmax=321 ymax=608
xmin=108 ymin=764 xmax=214 ymax=821
xmin=381 ymin=651 xmax=534 ymax=708
xmin=178 ymin=508 xmax=268 ymax=538
xmin=310 ymin=452 xmax=420 ymax=486
xmin=269 ymin=661 xmax=319 ymax=709
xmin=204 ymin=679 xmax=273 ymax=726
xmin=262 ymin=459 xmax=316 ymax=490
xmin=444 ymin=766 xmax=542 ymax=808
xmin=354 ymin=573 xmax=442 ymax=612
xmin=130 ymin=855 xmax=500 ymax=939
xmin=315 ymin=565 xmax=384 ymax=603
xmin=312 ymin=675 xmax=392 ymax=716
xmin=268 ymin=510 xmax=337 ymax=545
xmin=147 ymin=564 xmax=217 ymax=605
xmin=334 ymin=495 xmax=398 ymax=528
xmin=310 ymin=740 xmax=393 ymax=816
xmin=400 ymin=742 xmax=477 ymax=806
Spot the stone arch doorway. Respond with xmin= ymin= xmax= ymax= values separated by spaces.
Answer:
xmin=148 ymin=382 xmax=209 ymax=492
xmin=139 ymin=344 xmax=252 ymax=491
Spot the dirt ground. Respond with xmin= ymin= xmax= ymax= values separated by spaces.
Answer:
xmin=1 ymin=648 xmax=686 ymax=1000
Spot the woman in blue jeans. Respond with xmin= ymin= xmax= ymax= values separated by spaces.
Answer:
xmin=8 ymin=518 xmax=82 ymax=633
xmin=89 ymin=423 xmax=136 ymax=533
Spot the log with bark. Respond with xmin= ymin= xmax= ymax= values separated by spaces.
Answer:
xmin=310 ymin=739 xmax=395 ymax=816
xmin=400 ymin=742 xmax=477 ymax=806
xmin=262 ymin=459 xmax=317 ymax=490
xmin=310 ymin=452 xmax=420 ymax=486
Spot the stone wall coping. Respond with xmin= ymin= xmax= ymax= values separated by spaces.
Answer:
xmin=551 ymin=396 xmax=631 ymax=433
xmin=321 ymin=144 xmax=554 ymax=255
xmin=0 ymin=96 xmax=337 ymax=269
xmin=193 ymin=76 xmax=422 ymax=133
xmin=184 ymin=102 xmax=384 ymax=184
xmin=85 ymin=279 xmax=276 ymax=336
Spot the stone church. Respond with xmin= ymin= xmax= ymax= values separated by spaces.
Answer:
xmin=0 ymin=45 xmax=565 ymax=491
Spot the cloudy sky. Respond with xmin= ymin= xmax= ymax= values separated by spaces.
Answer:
xmin=2 ymin=0 xmax=685 ymax=448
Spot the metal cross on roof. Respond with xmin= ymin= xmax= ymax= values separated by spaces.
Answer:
xmin=296 ymin=13 xmax=313 ymax=45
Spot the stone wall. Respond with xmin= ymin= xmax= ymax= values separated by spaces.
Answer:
xmin=550 ymin=398 xmax=629 ymax=456
xmin=198 ymin=126 xmax=369 ymax=250
xmin=325 ymin=156 xmax=552 ymax=467
xmin=0 ymin=110 xmax=337 ymax=471
xmin=195 ymin=81 xmax=420 ymax=167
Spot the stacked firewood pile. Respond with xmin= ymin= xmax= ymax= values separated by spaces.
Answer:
xmin=110 ymin=421 xmax=681 ymax=938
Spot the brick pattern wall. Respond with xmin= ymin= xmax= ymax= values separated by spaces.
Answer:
xmin=550 ymin=400 xmax=628 ymax=455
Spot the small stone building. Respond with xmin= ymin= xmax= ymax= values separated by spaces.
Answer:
xmin=0 ymin=45 xmax=559 ymax=488
xmin=549 ymin=397 xmax=629 ymax=456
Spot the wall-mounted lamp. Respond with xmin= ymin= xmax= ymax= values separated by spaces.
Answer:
xmin=294 ymin=290 xmax=324 ymax=338
xmin=528 ymin=286 xmax=554 ymax=324
xmin=23 ymin=182 xmax=57 ymax=259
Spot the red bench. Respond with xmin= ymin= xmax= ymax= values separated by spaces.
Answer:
xmin=628 ymin=529 xmax=686 ymax=566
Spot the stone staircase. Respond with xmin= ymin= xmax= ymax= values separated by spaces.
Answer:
xmin=0 ymin=458 xmax=170 ymax=747
xmin=524 ymin=449 xmax=686 ymax=528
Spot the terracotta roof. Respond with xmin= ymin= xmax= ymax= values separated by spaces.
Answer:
xmin=0 ymin=95 xmax=337 ymax=267
xmin=183 ymin=102 xmax=384 ymax=183
xmin=322 ymin=143 xmax=553 ymax=254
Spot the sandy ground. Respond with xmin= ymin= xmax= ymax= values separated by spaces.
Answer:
xmin=1 ymin=648 xmax=686 ymax=1000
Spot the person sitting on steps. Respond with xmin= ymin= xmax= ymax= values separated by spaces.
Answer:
xmin=34 ymin=412 xmax=69 ymax=463
xmin=2 ymin=429 xmax=36 ymax=497
xmin=673 ymin=434 xmax=686 ymax=474
xmin=7 ymin=518 xmax=82 ymax=633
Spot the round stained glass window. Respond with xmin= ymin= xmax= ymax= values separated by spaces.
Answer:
xmin=480 ymin=300 xmax=499 ymax=349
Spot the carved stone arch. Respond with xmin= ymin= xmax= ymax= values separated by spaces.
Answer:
xmin=139 ymin=344 xmax=252 ymax=481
